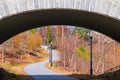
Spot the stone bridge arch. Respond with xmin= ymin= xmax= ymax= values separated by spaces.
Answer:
xmin=0 ymin=0 xmax=120 ymax=43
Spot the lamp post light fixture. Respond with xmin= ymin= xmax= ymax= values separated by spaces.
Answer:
xmin=90 ymin=30 xmax=93 ymax=75
xmin=50 ymin=41 xmax=53 ymax=67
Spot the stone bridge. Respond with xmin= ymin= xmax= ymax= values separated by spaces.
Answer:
xmin=0 ymin=0 xmax=120 ymax=43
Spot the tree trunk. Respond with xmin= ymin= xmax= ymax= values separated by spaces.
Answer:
xmin=95 ymin=35 xmax=105 ymax=74
xmin=28 ymin=50 xmax=30 ymax=57
xmin=1 ymin=44 xmax=5 ymax=63
xmin=70 ymin=54 xmax=74 ymax=70
xmin=63 ymin=45 xmax=66 ymax=69
xmin=62 ymin=26 xmax=64 ymax=38
xmin=113 ymin=41 xmax=116 ymax=54
xmin=101 ymin=35 xmax=105 ymax=73
xmin=1 ymin=50 xmax=4 ymax=63
xmin=74 ymin=58 xmax=77 ymax=73
xmin=20 ymin=50 xmax=22 ymax=61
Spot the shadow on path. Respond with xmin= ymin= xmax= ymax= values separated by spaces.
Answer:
xmin=0 ymin=68 xmax=33 ymax=80
xmin=1 ymin=67 xmax=120 ymax=80
xmin=70 ymin=69 xmax=120 ymax=80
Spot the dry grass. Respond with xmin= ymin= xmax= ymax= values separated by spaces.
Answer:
xmin=46 ymin=61 xmax=120 ymax=80
xmin=0 ymin=47 xmax=49 ymax=80
xmin=46 ymin=61 xmax=80 ymax=75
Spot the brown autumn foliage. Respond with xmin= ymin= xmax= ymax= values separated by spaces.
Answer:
xmin=0 ymin=26 xmax=116 ymax=76
xmin=0 ymin=31 xmax=43 ymax=64
xmin=26 ymin=32 xmax=42 ymax=50
xmin=38 ymin=26 xmax=120 ymax=75
xmin=39 ymin=26 xmax=120 ymax=80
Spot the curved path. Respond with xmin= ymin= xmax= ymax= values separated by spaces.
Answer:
xmin=24 ymin=46 xmax=78 ymax=80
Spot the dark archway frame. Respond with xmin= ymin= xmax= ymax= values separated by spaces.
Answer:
xmin=0 ymin=9 xmax=120 ymax=44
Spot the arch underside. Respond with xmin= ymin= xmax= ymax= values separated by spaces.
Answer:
xmin=0 ymin=9 xmax=120 ymax=44
xmin=0 ymin=0 xmax=120 ymax=43
xmin=0 ymin=0 xmax=120 ymax=19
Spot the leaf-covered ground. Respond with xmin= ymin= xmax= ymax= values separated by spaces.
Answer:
xmin=46 ymin=61 xmax=120 ymax=80
xmin=0 ymin=47 xmax=49 ymax=80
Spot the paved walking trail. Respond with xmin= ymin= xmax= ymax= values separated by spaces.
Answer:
xmin=24 ymin=46 xmax=78 ymax=80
